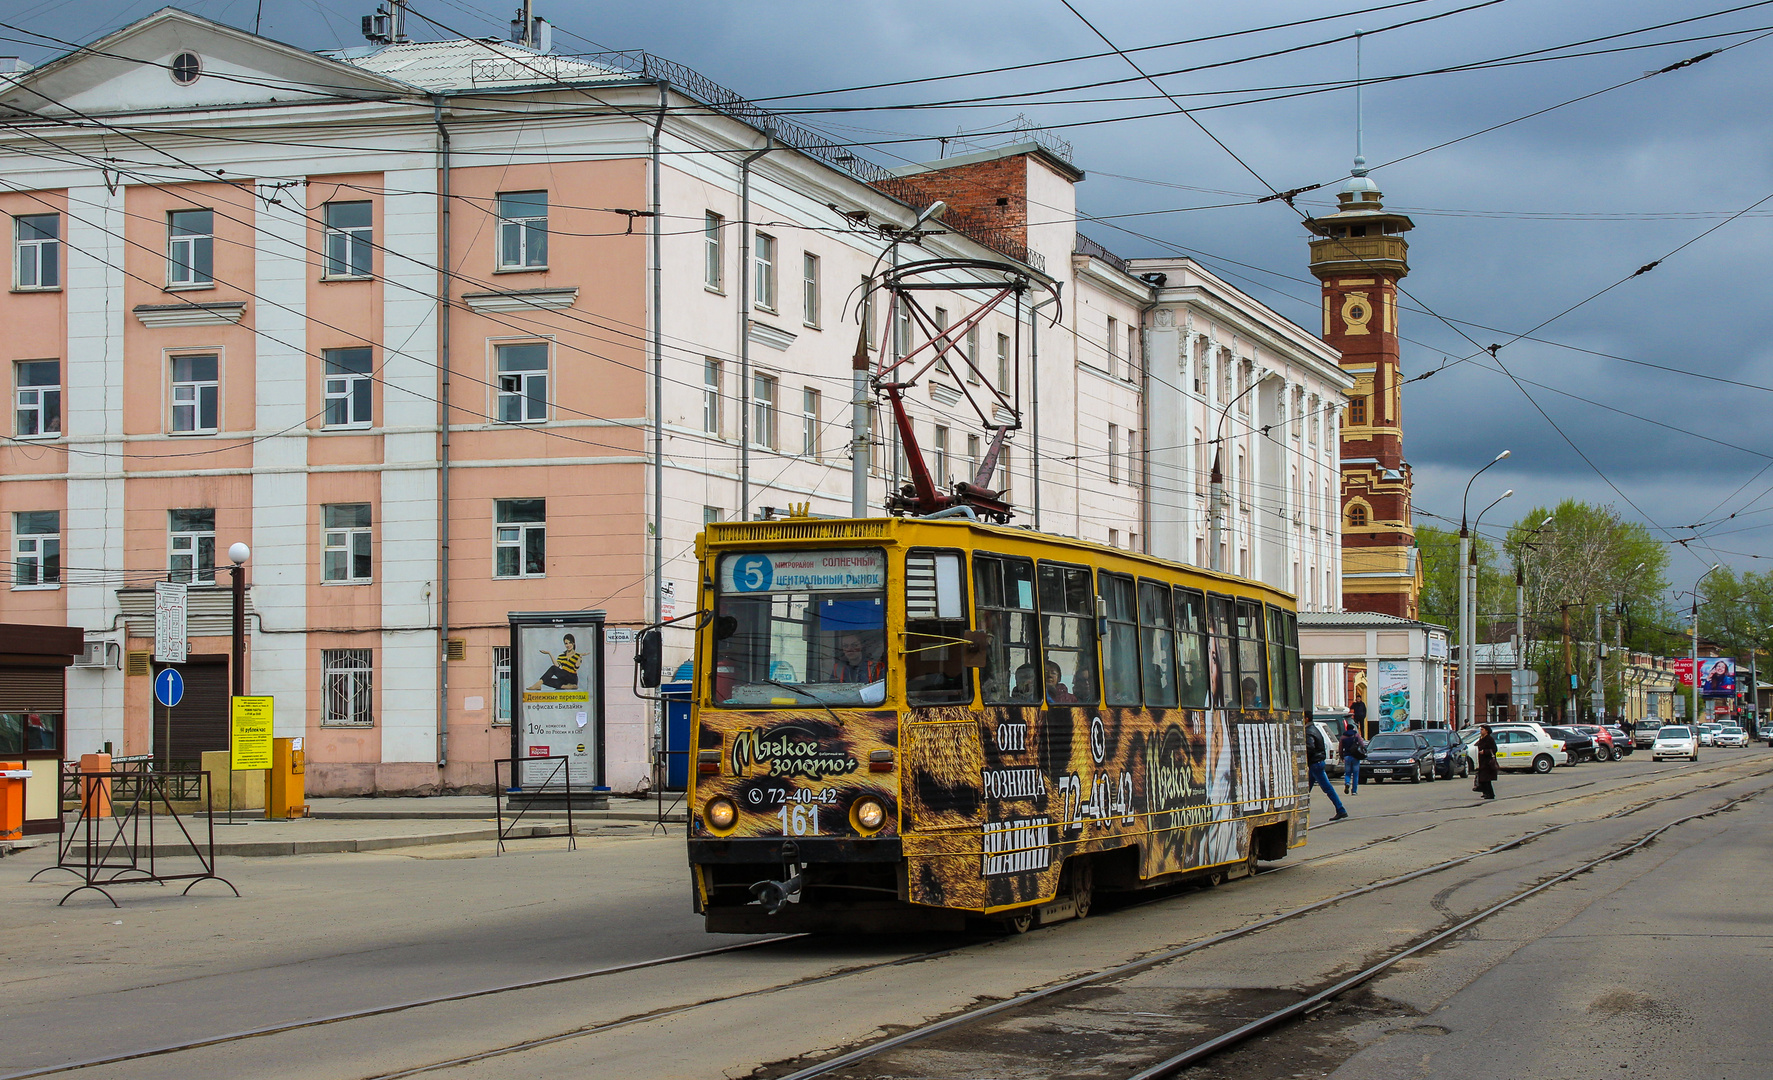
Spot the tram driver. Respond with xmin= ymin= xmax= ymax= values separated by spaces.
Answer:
xmin=831 ymin=632 xmax=884 ymax=684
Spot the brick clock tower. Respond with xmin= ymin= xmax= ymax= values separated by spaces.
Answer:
xmin=1305 ymin=160 xmax=1421 ymax=619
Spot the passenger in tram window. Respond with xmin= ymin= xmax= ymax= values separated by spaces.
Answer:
xmin=1012 ymin=664 xmax=1039 ymax=700
xmin=1071 ymin=663 xmax=1098 ymax=705
xmin=831 ymin=632 xmax=884 ymax=683
xmin=1045 ymin=661 xmax=1077 ymax=704
xmin=1240 ymin=676 xmax=1260 ymax=706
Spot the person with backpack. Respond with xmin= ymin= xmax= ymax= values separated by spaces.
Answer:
xmin=1305 ymin=722 xmax=1349 ymax=821
xmin=1339 ymin=722 xmax=1367 ymax=794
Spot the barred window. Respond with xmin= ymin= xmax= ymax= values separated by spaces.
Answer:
xmin=493 ymin=646 xmax=512 ymax=724
xmin=321 ymin=649 xmax=373 ymax=726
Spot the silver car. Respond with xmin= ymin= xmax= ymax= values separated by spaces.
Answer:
xmin=1652 ymin=725 xmax=1698 ymax=761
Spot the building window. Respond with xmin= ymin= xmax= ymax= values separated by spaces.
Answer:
xmin=15 ymin=360 xmax=59 ymax=438
xmin=1349 ymin=395 xmax=1367 ymax=425
xmin=996 ymin=332 xmax=1010 ymax=387
xmin=933 ymin=424 xmax=949 ymax=485
xmin=753 ymin=232 xmax=776 ymax=311
xmin=702 ymin=506 xmax=724 ymax=525
xmin=496 ymin=191 xmax=548 ymax=269
xmin=1107 ymin=316 xmax=1119 ymax=369
xmin=168 ymin=508 xmax=216 ymax=585
xmin=495 ymin=342 xmax=548 ymax=423
xmin=1348 ymin=504 xmax=1368 ymax=528
xmin=170 ymin=51 xmax=202 ymax=85
xmin=703 ymin=359 xmax=722 ymax=434
xmin=965 ymin=433 xmax=980 ymax=485
xmin=1127 ymin=326 xmax=1139 ymax=380
xmin=14 ymin=213 xmax=59 ymax=290
xmin=494 ymin=499 xmax=546 ymax=578
xmin=966 ymin=325 xmax=980 ymax=384
xmin=322 ymin=347 xmax=372 ymax=428
xmin=1126 ymin=429 xmax=1138 ymax=487
xmin=170 ymin=354 xmax=219 ymax=434
xmin=704 ymin=212 xmax=724 ymax=291
xmin=1108 ymin=423 xmax=1120 ymax=483
xmin=752 ymin=374 xmax=777 ymax=449
xmin=934 ymin=307 xmax=951 ymax=378
xmin=493 ymin=646 xmax=512 ymax=724
xmin=1109 ymin=528 xmax=1120 ymax=549
xmin=167 ymin=209 xmax=213 ymax=287
xmin=12 ymin=511 xmax=59 ymax=589
xmin=322 ymin=201 xmax=373 ymax=279
xmin=801 ymin=387 xmax=819 ymax=456
xmin=802 ymin=252 xmax=820 ymax=326
xmin=895 ymin=303 xmax=911 ymax=357
xmin=321 ymin=649 xmax=373 ymax=726
xmin=322 ymin=503 xmax=372 ymax=583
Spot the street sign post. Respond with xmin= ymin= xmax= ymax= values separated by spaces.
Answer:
xmin=154 ymin=581 xmax=188 ymax=664
xmin=153 ymin=668 xmax=184 ymax=709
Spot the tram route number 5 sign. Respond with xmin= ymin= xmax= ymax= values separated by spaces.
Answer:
xmin=154 ymin=580 xmax=189 ymax=665
xmin=230 ymin=696 xmax=274 ymax=771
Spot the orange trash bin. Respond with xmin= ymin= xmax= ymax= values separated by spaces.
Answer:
xmin=78 ymin=753 xmax=112 ymax=818
xmin=0 ymin=760 xmax=28 ymax=842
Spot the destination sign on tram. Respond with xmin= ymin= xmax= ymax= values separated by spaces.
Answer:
xmin=720 ymin=549 xmax=884 ymax=594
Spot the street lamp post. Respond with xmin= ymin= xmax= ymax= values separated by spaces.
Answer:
xmin=1458 ymin=449 xmax=1509 ymax=729
xmin=1691 ymin=563 xmax=1722 ymax=728
xmin=1514 ymin=514 xmax=1553 ymax=722
xmin=1208 ymin=374 xmax=1264 ymax=573
xmin=1470 ymin=488 xmax=1512 ymax=726
xmin=228 ymin=543 xmax=249 ymax=700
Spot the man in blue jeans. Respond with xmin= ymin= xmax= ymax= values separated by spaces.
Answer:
xmin=1305 ymin=723 xmax=1348 ymax=820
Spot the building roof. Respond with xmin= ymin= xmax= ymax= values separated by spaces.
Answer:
xmin=1298 ymin=610 xmax=1448 ymax=633
xmin=326 ymin=39 xmax=631 ymax=92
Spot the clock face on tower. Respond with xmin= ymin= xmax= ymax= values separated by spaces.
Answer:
xmin=1340 ymin=292 xmax=1373 ymax=335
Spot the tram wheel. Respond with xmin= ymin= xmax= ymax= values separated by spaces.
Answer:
xmin=1071 ymin=859 xmax=1094 ymax=921
xmin=1000 ymin=908 xmax=1036 ymax=934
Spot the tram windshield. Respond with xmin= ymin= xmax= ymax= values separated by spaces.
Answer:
xmin=712 ymin=549 xmax=888 ymax=707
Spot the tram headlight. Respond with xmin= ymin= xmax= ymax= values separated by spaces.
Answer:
xmin=853 ymin=797 xmax=886 ymax=833
xmin=705 ymin=796 xmax=737 ymax=831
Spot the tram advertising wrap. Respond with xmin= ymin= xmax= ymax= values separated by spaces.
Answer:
xmin=688 ymin=517 xmax=1307 ymax=933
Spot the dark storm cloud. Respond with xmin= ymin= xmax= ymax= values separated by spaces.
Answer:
xmin=16 ymin=0 xmax=1773 ymax=571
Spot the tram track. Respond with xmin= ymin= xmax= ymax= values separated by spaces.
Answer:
xmin=6 ymin=758 xmax=1763 ymax=1080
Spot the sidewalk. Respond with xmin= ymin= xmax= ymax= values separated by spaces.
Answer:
xmin=39 ymin=794 xmax=688 ymax=859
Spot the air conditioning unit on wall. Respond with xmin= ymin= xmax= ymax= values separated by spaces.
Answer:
xmin=75 ymin=641 xmax=118 ymax=669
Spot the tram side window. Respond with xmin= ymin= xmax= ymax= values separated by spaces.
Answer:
xmin=1138 ymin=580 xmax=1179 ymax=708
xmin=974 ymin=553 xmax=1040 ymax=704
xmin=1268 ymin=606 xmax=1302 ymax=709
xmin=1207 ymin=593 xmax=1238 ymax=708
xmin=1173 ymin=586 xmax=1208 ymax=708
xmin=1037 ymin=563 xmax=1099 ymax=705
xmin=1235 ymin=599 xmax=1268 ymax=709
xmin=1100 ymin=572 xmax=1141 ymax=706
xmin=904 ymin=549 xmax=972 ymax=706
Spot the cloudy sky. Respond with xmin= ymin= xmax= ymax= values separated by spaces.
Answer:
xmin=11 ymin=0 xmax=1773 ymax=589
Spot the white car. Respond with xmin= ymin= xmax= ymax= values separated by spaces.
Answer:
xmin=1652 ymin=725 xmax=1699 ymax=761
xmin=1698 ymin=723 xmax=1721 ymax=747
xmin=1488 ymin=724 xmax=1568 ymax=773
xmin=1714 ymin=725 xmax=1748 ymax=748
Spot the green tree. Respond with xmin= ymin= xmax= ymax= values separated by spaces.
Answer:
xmin=1415 ymin=525 xmax=1508 ymax=635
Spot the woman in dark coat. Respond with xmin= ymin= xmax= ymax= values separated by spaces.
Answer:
xmin=1474 ymin=724 xmax=1499 ymax=801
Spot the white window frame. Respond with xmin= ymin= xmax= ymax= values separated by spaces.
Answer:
xmin=703 ymin=358 xmax=722 ymax=435
xmin=965 ymin=433 xmax=980 ymax=485
xmin=493 ymin=646 xmax=513 ymax=724
xmin=934 ymin=307 xmax=951 ymax=378
xmin=996 ymin=333 xmax=1010 ymax=387
xmin=753 ymin=232 xmax=776 ymax=311
xmin=495 ymin=340 xmax=549 ymax=424
xmin=168 ymin=508 xmax=216 ymax=586
xmin=704 ymin=211 xmax=724 ymax=291
xmin=802 ymin=251 xmax=820 ymax=327
xmin=322 ymin=347 xmax=373 ymax=429
xmin=1127 ymin=326 xmax=1139 ymax=381
xmin=322 ymin=503 xmax=372 ymax=584
xmin=702 ymin=506 xmax=724 ymax=525
xmin=1108 ymin=424 xmax=1120 ymax=484
xmin=801 ymin=386 xmax=819 ymax=457
xmin=494 ymin=498 xmax=546 ymax=579
xmin=14 ymin=359 xmax=60 ymax=439
xmin=966 ymin=326 xmax=980 ymax=384
xmin=169 ymin=353 xmax=220 ymax=435
xmin=933 ymin=424 xmax=949 ymax=486
xmin=14 ymin=213 xmax=59 ymax=291
xmin=12 ymin=510 xmax=59 ymax=590
xmin=1107 ymin=316 xmax=1119 ymax=369
xmin=321 ymin=648 xmax=374 ymax=727
xmin=752 ymin=373 xmax=777 ymax=449
xmin=322 ymin=200 xmax=374 ymax=279
xmin=496 ymin=191 xmax=548 ymax=270
xmin=167 ymin=208 xmax=213 ymax=288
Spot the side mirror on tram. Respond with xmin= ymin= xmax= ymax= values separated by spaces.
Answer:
xmin=636 ymin=629 xmax=662 ymax=688
xmin=961 ymin=631 xmax=990 ymax=668
xmin=713 ymin=615 xmax=738 ymax=641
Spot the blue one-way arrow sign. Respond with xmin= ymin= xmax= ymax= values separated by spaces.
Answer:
xmin=154 ymin=667 xmax=185 ymax=709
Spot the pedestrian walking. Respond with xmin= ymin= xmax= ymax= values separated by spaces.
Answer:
xmin=1474 ymin=724 xmax=1499 ymax=801
xmin=1339 ymin=722 xmax=1367 ymax=794
xmin=1351 ymin=695 xmax=1367 ymax=732
xmin=1305 ymin=722 xmax=1348 ymax=820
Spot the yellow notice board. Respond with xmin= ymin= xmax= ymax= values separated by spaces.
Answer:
xmin=231 ymin=696 xmax=274 ymax=770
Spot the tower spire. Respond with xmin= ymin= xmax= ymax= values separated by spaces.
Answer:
xmin=1354 ymin=29 xmax=1365 ymax=170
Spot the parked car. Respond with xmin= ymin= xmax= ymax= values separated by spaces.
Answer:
xmin=1310 ymin=717 xmax=1347 ymax=778
xmin=1486 ymin=724 xmax=1567 ymax=772
xmin=1543 ymin=725 xmax=1599 ymax=764
xmin=1698 ymin=722 xmax=1722 ymax=747
xmin=1714 ymin=724 xmax=1748 ymax=748
xmin=1419 ymin=728 xmax=1471 ymax=779
xmin=1631 ymin=720 xmax=1663 ymax=749
xmin=1573 ymin=724 xmax=1619 ymax=761
xmin=1602 ymin=726 xmax=1635 ymax=757
xmin=1652 ymin=725 xmax=1699 ymax=761
xmin=1360 ymin=732 xmax=1436 ymax=784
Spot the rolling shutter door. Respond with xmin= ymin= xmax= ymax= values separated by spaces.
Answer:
xmin=152 ymin=659 xmax=231 ymax=764
xmin=0 ymin=668 xmax=65 ymax=711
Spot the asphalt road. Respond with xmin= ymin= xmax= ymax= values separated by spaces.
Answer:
xmin=1 ymin=749 xmax=1767 ymax=1080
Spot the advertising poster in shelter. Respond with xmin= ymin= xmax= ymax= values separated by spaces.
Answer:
xmin=513 ymin=617 xmax=603 ymax=789
xmin=1375 ymin=661 xmax=1411 ymax=731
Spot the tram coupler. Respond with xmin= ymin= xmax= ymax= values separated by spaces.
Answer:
xmin=750 ymin=868 xmax=803 ymax=914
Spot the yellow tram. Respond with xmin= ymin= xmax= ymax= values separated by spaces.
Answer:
xmin=685 ymin=513 xmax=1309 ymax=933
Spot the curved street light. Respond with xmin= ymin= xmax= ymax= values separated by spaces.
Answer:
xmin=1691 ymin=563 xmax=1723 ymax=728
xmin=1510 ymin=513 xmax=1555 ymax=722
xmin=1457 ymin=449 xmax=1509 ymax=730
xmin=1467 ymin=489 xmax=1512 ymax=726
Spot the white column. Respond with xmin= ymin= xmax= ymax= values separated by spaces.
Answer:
xmin=62 ymin=181 xmax=127 ymax=755
xmin=378 ymin=167 xmax=441 ymax=765
xmin=251 ymin=184 xmax=311 ymax=738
